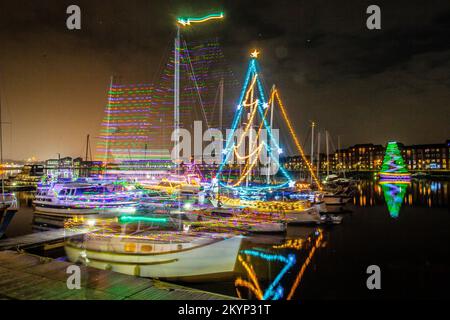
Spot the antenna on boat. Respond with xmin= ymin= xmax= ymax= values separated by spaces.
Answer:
xmin=219 ymin=78 xmax=224 ymax=134
xmin=326 ymin=130 xmax=330 ymax=176
xmin=85 ymin=134 xmax=92 ymax=162
xmin=317 ymin=131 xmax=321 ymax=179
xmin=267 ymin=84 xmax=276 ymax=185
xmin=310 ymin=121 xmax=316 ymax=185
xmin=104 ymin=76 xmax=114 ymax=168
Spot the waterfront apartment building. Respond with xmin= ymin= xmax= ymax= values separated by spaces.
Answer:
xmin=401 ymin=141 xmax=450 ymax=170
xmin=282 ymin=140 xmax=450 ymax=172
xmin=335 ymin=144 xmax=385 ymax=171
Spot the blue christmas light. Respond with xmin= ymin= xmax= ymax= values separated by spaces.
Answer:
xmin=216 ymin=56 xmax=293 ymax=189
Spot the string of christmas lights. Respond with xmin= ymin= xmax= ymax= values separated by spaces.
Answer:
xmin=216 ymin=55 xmax=294 ymax=192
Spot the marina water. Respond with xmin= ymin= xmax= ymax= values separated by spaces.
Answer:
xmin=4 ymin=178 xmax=449 ymax=300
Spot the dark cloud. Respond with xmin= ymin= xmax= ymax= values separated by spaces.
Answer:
xmin=0 ymin=0 xmax=449 ymax=160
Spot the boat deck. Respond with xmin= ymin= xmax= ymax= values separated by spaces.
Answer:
xmin=0 ymin=250 xmax=237 ymax=300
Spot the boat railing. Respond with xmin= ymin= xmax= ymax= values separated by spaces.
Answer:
xmin=56 ymin=191 xmax=141 ymax=204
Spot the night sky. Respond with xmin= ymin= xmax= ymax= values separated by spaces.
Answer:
xmin=0 ymin=0 xmax=449 ymax=160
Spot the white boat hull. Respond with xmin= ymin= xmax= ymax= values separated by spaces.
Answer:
xmin=33 ymin=204 xmax=137 ymax=216
xmin=65 ymin=235 xmax=243 ymax=281
xmin=248 ymin=223 xmax=286 ymax=233
xmin=284 ymin=207 xmax=321 ymax=224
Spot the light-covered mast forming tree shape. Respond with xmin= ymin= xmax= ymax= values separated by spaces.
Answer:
xmin=215 ymin=53 xmax=294 ymax=192
xmin=215 ymin=51 xmax=322 ymax=192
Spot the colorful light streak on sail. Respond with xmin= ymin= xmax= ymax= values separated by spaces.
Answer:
xmin=154 ymin=38 xmax=238 ymax=133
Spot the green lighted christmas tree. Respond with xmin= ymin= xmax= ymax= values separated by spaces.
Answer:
xmin=379 ymin=142 xmax=410 ymax=180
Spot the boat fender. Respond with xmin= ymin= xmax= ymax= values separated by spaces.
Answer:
xmin=134 ymin=265 xmax=140 ymax=277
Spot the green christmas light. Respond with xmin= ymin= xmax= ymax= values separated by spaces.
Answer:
xmin=118 ymin=215 xmax=168 ymax=224
xmin=380 ymin=142 xmax=408 ymax=173
xmin=177 ymin=12 xmax=224 ymax=26
xmin=380 ymin=182 xmax=408 ymax=218
xmin=379 ymin=141 xmax=411 ymax=181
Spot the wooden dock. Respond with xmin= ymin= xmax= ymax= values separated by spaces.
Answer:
xmin=0 ymin=251 xmax=237 ymax=300
xmin=0 ymin=229 xmax=90 ymax=251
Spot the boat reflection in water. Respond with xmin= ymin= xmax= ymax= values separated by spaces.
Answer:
xmin=234 ymin=228 xmax=324 ymax=300
xmin=379 ymin=182 xmax=409 ymax=218
xmin=64 ymin=215 xmax=243 ymax=282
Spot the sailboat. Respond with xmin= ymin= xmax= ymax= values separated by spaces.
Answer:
xmin=206 ymin=55 xmax=328 ymax=225
xmin=65 ymin=21 xmax=246 ymax=281
xmin=64 ymin=215 xmax=243 ymax=282
xmin=321 ymin=131 xmax=353 ymax=206
xmin=0 ymin=83 xmax=19 ymax=238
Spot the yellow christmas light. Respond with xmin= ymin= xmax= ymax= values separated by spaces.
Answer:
xmin=287 ymin=230 xmax=323 ymax=299
xmin=272 ymin=88 xmax=322 ymax=190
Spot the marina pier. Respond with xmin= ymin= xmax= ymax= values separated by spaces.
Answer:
xmin=0 ymin=250 xmax=236 ymax=300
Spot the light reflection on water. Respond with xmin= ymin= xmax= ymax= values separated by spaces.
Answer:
xmin=353 ymin=179 xmax=448 ymax=211
xmin=2 ymin=178 xmax=450 ymax=299
xmin=201 ymin=179 xmax=450 ymax=299
xmin=233 ymin=228 xmax=324 ymax=300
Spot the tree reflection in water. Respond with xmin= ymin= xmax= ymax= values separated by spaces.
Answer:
xmin=380 ymin=182 xmax=409 ymax=218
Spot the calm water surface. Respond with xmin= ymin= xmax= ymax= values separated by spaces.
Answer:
xmin=4 ymin=179 xmax=449 ymax=299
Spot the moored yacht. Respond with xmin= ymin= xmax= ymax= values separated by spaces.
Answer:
xmin=5 ymin=164 xmax=45 ymax=191
xmin=0 ymin=193 xmax=19 ymax=237
xmin=189 ymin=207 xmax=287 ymax=234
xmin=209 ymin=195 xmax=322 ymax=225
xmin=65 ymin=216 xmax=243 ymax=282
xmin=34 ymin=182 xmax=139 ymax=216
xmin=142 ymin=175 xmax=202 ymax=195
xmin=322 ymin=184 xmax=354 ymax=206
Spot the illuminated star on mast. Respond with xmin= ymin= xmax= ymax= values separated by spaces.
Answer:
xmin=251 ymin=50 xmax=260 ymax=58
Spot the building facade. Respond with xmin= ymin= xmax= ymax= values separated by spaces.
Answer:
xmin=401 ymin=140 xmax=450 ymax=170
xmin=282 ymin=140 xmax=450 ymax=172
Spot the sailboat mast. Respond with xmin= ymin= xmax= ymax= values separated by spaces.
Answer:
xmin=326 ymin=130 xmax=329 ymax=176
xmin=317 ymin=131 xmax=321 ymax=178
xmin=338 ymin=135 xmax=341 ymax=176
xmin=104 ymin=76 xmax=114 ymax=167
xmin=219 ymin=78 xmax=224 ymax=133
xmin=174 ymin=24 xmax=182 ymax=216
xmin=174 ymin=25 xmax=181 ymax=173
xmin=267 ymin=85 xmax=275 ymax=185
xmin=85 ymin=134 xmax=90 ymax=162
xmin=246 ymin=79 xmax=255 ymax=187
xmin=310 ymin=121 xmax=315 ymax=184
xmin=0 ymin=86 xmax=4 ymax=194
